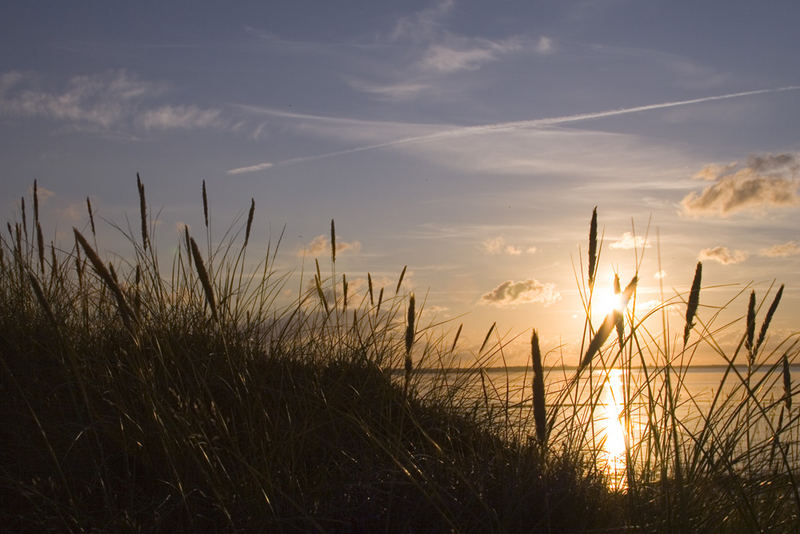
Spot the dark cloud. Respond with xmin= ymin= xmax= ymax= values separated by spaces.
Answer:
xmin=682 ymin=153 xmax=800 ymax=216
xmin=480 ymin=279 xmax=560 ymax=307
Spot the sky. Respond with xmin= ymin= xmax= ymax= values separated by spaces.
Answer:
xmin=1 ymin=0 xmax=798 ymax=366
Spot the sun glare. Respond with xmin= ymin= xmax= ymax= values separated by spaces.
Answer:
xmin=600 ymin=369 xmax=627 ymax=490
xmin=591 ymin=287 xmax=624 ymax=319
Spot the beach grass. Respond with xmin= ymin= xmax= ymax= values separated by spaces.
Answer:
xmin=1 ymin=178 xmax=798 ymax=531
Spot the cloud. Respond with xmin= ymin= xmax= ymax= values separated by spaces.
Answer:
xmin=300 ymin=234 xmax=361 ymax=258
xmin=29 ymin=183 xmax=55 ymax=203
xmin=610 ymin=232 xmax=650 ymax=250
xmin=139 ymin=105 xmax=223 ymax=130
xmin=760 ymin=241 xmax=800 ymax=258
xmin=535 ymin=36 xmax=554 ymax=54
xmin=682 ymin=153 xmax=800 ymax=216
xmin=345 ymin=79 xmax=430 ymax=100
xmin=420 ymin=37 xmax=522 ymax=72
xmin=262 ymin=87 xmax=800 ymax=170
xmin=482 ymin=236 xmax=536 ymax=256
xmin=481 ymin=279 xmax=561 ymax=307
xmin=483 ymin=236 xmax=505 ymax=254
xmin=692 ymin=162 xmax=737 ymax=181
xmin=390 ymin=0 xmax=454 ymax=42
xmin=0 ymin=70 xmax=163 ymax=128
xmin=698 ymin=246 xmax=748 ymax=265
xmin=226 ymin=162 xmax=274 ymax=175
xmin=0 ymin=70 xmax=224 ymax=133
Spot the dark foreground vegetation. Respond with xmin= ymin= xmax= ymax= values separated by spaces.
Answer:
xmin=1 ymin=178 xmax=798 ymax=532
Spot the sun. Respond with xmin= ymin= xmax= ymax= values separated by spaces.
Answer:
xmin=591 ymin=286 xmax=624 ymax=319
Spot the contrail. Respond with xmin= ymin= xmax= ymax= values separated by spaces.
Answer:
xmin=259 ymin=86 xmax=800 ymax=170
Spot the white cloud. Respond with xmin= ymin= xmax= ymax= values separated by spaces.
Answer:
xmin=29 ymin=183 xmax=55 ymax=203
xmin=226 ymin=162 xmax=274 ymax=175
xmin=481 ymin=279 xmax=561 ymax=307
xmin=535 ymin=36 xmax=554 ymax=54
xmin=698 ymin=246 xmax=748 ymax=265
xmin=139 ymin=105 xmax=222 ymax=130
xmin=610 ymin=232 xmax=649 ymax=250
xmin=420 ymin=37 xmax=522 ymax=73
xmin=482 ymin=236 xmax=535 ymax=256
xmin=483 ymin=236 xmax=505 ymax=254
xmin=0 ymin=70 xmax=226 ymax=133
xmin=760 ymin=241 xmax=800 ymax=258
xmin=346 ymin=79 xmax=431 ymax=100
xmin=390 ymin=0 xmax=454 ymax=42
xmin=258 ymin=87 xmax=799 ymax=177
xmin=682 ymin=153 xmax=800 ymax=216
xmin=0 ymin=70 xmax=164 ymax=128
xmin=301 ymin=234 xmax=361 ymax=258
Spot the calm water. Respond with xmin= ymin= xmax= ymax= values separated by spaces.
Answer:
xmin=420 ymin=364 xmax=799 ymax=490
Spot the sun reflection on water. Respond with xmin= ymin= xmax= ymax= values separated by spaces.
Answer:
xmin=599 ymin=369 xmax=627 ymax=490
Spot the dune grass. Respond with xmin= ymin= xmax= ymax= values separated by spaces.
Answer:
xmin=1 ymin=178 xmax=798 ymax=532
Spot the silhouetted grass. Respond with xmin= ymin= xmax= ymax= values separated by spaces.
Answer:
xmin=2 ymin=179 xmax=799 ymax=531
xmin=0 ymin=180 xmax=624 ymax=532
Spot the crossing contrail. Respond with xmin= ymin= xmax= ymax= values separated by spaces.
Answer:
xmin=231 ymin=86 xmax=800 ymax=172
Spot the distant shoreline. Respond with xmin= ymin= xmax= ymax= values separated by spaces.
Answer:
xmin=400 ymin=363 xmax=800 ymax=374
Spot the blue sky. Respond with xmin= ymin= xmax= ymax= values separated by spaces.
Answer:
xmin=1 ymin=0 xmax=798 ymax=365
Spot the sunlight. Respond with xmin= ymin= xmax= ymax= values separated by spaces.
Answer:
xmin=600 ymin=369 xmax=627 ymax=490
xmin=591 ymin=286 xmax=624 ymax=320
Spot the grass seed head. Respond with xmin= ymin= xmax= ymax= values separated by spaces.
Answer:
xmin=405 ymin=293 xmax=415 ymax=355
xmin=683 ymin=262 xmax=702 ymax=347
xmin=202 ymin=180 xmax=209 ymax=228
xmin=531 ymin=329 xmax=547 ymax=445
xmin=330 ymin=219 xmax=336 ymax=264
xmin=33 ymin=180 xmax=39 ymax=226
xmin=137 ymin=174 xmax=148 ymax=251
xmin=86 ymin=197 xmax=96 ymax=237
xmin=746 ymin=290 xmax=756 ymax=363
xmin=189 ymin=235 xmax=218 ymax=320
xmin=755 ymin=284 xmax=784 ymax=356
xmin=396 ymin=265 xmax=407 ymax=295
xmin=244 ymin=198 xmax=255 ymax=248
xmin=588 ymin=207 xmax=597 ymax=287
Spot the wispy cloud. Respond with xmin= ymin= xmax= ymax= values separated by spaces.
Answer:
xmin=344 ymin=79 xmax=430 ymax=100
xmin=390 ymin=0 xmax=454 ymax=42
xmin=698 ymin=246 xmax=748 ymax=265
xmin=682 ymin=153 xmax=800 ymax=216
xmin=0 ymin=70 xmax=162 ymax=128
xmin=692 ymin=162 xmax=738 ymax=181
xmin=482 ymin=236 xmax=536 ymax=256
xmin=226 ymin=162 xmax=274 ymax=175
xmin=300 ymin=234 xmax=361 ymax=258
xmin=139 ymin=105 xmax=223 ymax=130
xmin=263 ymin=86 xmax=800 ymax=169
xmin=610 ymin=232 xmax=649 ymax=250
xmin=760 ymin=241 xmax=800 ymax=258
xmin=0 ymin=70 xmax=224 ymax=133
xmin=481 ymin=279 xmax=560 ymax=307
xmin=420 ymin=37 xmax=522 ymax=72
